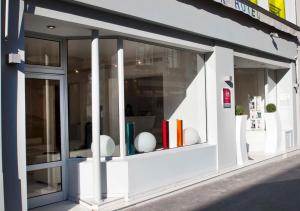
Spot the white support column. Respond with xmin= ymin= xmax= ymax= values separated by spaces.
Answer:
xmin=206 ymin=45 xmax=237 ymax=171
xmin=91 ymin=29 xmax=101 ymax=203
xmin=118 ymin=39 xmax=126 ymax=158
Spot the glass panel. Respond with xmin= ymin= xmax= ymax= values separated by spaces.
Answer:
xmin=27 ymin=167 xmax=62 ymax=198
xmin=26 ymin=79 xmax=61 ymax=165
xmin=67 ymin=39 xmax=119 ymax=158
xmin=124 ymin=40 xmax=207 ymax=154
xmin=25 ymin=37 xmax=60 ymax=67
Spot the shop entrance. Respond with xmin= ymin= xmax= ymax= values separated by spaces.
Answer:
xmin=25 ymin=74 xmax=67 ymax=208
xmin=234 ymin=55 xmax=294 ymax=164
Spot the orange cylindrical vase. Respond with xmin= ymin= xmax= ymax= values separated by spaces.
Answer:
xmin=177 ymin=119 xmax=183 ymax=147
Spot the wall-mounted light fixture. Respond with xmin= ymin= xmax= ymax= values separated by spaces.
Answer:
xmin=224 ymin=75 xmax=233 ymax=82
xmin=270 ymin=32 xmax=279 ymax=38
xmin=224 ymin=75 xmax=233 ymax=88
xmin=293 ymin=82 xmax=299 ymax=93
xmin=47 ymin=25 xmax=56 ymax=30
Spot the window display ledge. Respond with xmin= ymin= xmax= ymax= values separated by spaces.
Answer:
xmin=68 ymin=143 xmax=217 ymax=200
xmin=120 ymin=143 xmax=215 ymax=161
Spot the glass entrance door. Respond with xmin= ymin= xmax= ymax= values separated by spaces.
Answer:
xmin=25 ymin=74 xmax=66 ymax=209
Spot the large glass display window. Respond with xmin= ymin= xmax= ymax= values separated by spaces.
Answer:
xmin=68 ymin=39 xmax=119 ymax=158
xmin=67 ymin=38 xmax=207 ymax=158
xmin=123 ymin=40 xmax=207 ymax=154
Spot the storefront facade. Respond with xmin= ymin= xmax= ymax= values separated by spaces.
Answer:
xmin=1 ymin=0 xmax=300 ymax=210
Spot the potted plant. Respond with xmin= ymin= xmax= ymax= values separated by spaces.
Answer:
xmin=265 ymin=103 xmax=281 ymax=154
xmin=235 ymin=105 xmax=248 ymax=165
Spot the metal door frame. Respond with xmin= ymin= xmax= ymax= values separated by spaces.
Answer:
xmin=25 ymin=73 xmax=68 ymax=209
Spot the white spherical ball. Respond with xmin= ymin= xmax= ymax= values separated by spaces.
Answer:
xmin=100 ymin=135 xmax=115 ymax=156
xmin=134 ymin=132 xmax=157 ymax=153
xmin=183 ymin=128 xmax=200 ymax=146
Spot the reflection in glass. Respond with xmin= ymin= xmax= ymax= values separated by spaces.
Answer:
xmin=26 ymin=79 xmax=61 ymax=165
xmin=67 ymin=39 xmax=119 ymax=158
xmin=25 ymin=37 xmax=60 ymax=67
xmin=27 ymin=167 xmax=62 ymax=198
xmin=124 ymin=40 xmax=207 ymax=151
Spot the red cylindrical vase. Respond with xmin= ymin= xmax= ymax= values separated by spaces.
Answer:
xmin=162 ymin=120 xmax=169 ymax=149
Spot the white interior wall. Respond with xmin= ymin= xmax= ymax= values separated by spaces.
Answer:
xmin=235 ymin=69 xmax=265 ymax=116
xmin=235 ymin=69 xmax=266 ymax=153
xmin=166 ymin=54 xmax=207 ymax=147
xmin=124 ymin=48 xmax=207 ymax=148
xmin=266 ymin=70 xmax=277 ymax=105
xmin=276 ymin=69 xmax=293 ymax=131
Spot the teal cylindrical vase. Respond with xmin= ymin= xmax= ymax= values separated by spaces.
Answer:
xmin=126 ymin=122 xmax=135 ymax=155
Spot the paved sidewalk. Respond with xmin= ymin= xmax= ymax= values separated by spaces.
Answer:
xmin=30 ymin=201 xmax=89 ymax=211
xmin=124 ymin=154 xmax=300 ymax=211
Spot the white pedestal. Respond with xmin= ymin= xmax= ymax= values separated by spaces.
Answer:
xmin=235 ymin=115 xmax=248 ymax=165
xmin=265 ymin=112 xmax=282 ymax=154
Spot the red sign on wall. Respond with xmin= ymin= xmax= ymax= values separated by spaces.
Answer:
xmin=223 ymin=88 xmax=231 ymax=108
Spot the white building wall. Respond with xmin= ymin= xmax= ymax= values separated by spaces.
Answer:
xmin=258 ymin=0 xmax=269 ymax=10
xmin=206 ymin=45 xmax=237 ymax=170
xmin=26 ymin=0 xmax=297 ymax=59
xmin=5 ymin=0 xmax=299 ymax=208
xmin=258 ymin=0 xmax=296 ymax=24
xmin=68 ymin=144 xmax=217 ymax=200
xmin=285 ymin=0 xmax=297 ymax=24
xmin=2 ymin=0 xmax=26 ymax=210
xmin=296 ymin=0 xmax=300 ymax=25
xmin=276 ymin=69 xmax=294 ymax=131
xmin=266 ymin=70 xmax=277 ymax=105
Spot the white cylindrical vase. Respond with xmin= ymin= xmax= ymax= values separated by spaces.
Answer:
xmin=235 ymin=115 xmax=248 ymax=165
xmin=265 ymin=112 xmax=281 ymax=154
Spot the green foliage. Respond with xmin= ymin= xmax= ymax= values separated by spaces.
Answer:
xmin=235 ymin=105 xmax=244 ymax=115
xmin=266 ymin=103 xmax=277 ymax=113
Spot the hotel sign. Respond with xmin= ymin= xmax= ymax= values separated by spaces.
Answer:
xmin=216 ymin=0 xmax=260 ymax=20
xmin=214 ymin=0 xmax=298 ymax=39
xmin=223 ymin=88 xmax=231 ymax=109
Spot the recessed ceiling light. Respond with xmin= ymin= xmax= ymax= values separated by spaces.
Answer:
xmin=74 ymin=69 xmax=79 ymax=74
xmin=47 ymin=25 xmax=56 ymax=30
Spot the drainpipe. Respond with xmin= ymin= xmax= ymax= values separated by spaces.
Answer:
xmin=91 ymin=29 xmax=102 ymax=203
xmin=0 ymin=1 xmax=5 ymax=210
xmin=296 ymin=1 xmax=300 ymax=148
